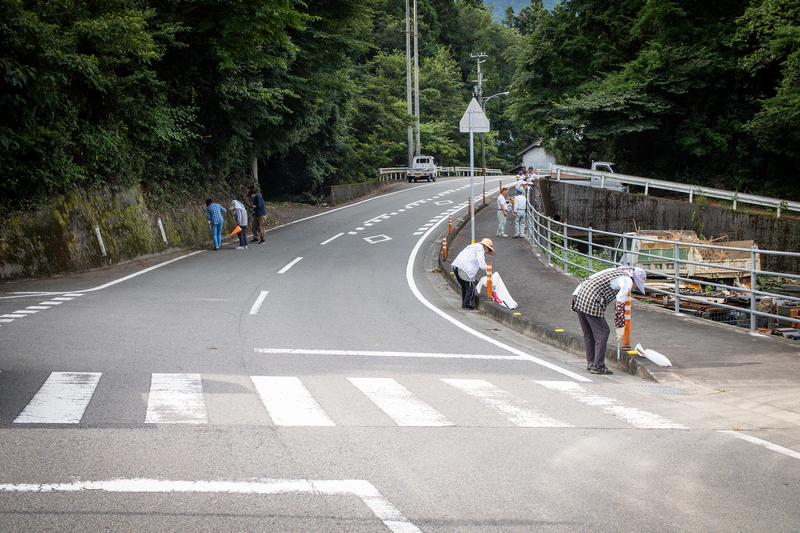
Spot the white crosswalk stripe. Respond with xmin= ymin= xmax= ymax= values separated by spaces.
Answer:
xmin=535 ymin=381 xmax=688 ymax=429
xmin=442 ymin=378 xmax=572 ymax=427
xmin=348 ymin=378 xmax=453 ymax=427
xmin=2 ymin=373 xmax=688 ymax=430
xmin=13 ymin=372 xmax=101 ymax=424
xmin=251 ymin=376 xmax=334 ymax=426
xmin=145 ymin=373 xmax=207 ymax=424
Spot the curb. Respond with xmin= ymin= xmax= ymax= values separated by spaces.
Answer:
xmin=436 ymin=192 xmax=658 ymax=382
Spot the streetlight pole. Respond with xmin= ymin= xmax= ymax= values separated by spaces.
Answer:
xmin=480 ymin=91 xmax=509 ymax=191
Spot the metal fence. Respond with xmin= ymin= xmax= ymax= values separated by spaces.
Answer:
xmin=523 ymin=200 xmax=800 ymax=336
xmin=548 ymin=164 xmax=800 ymax=217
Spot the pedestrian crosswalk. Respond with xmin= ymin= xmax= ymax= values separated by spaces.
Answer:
xmin=1 ymin=372 xmax=688 ymax=429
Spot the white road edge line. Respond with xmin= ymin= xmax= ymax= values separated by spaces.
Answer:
xmin=404 ymin=181 xmax=592 ymax=383
xmin=255 ymin=348 xmax=519 ymax=360
xmin=278 ymin=257 xmax=303 ymax=274
xmin=0 ymin=478 xmax=423 ymax=533
xmin=320 ymin=232 xmax=345 ymax=245
xmin=719 ymin=431 xmax=800 ymax=460
xmin=249 ymin=291 xmax=269 ymax=315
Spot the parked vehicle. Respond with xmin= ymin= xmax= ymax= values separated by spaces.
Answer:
xmin=407 ymin=156 xmax=438 ymax=183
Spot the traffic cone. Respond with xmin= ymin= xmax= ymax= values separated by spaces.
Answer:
xmin=228 ymin=226 xmax=242 ymax=238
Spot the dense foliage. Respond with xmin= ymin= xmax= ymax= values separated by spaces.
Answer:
xmin=507 ymin=0 xmax=800 ymax=199
xmin=1 ymin=0 xmax=519 ymax=215
xmin=2 ymin=0 xmax=798 ymax=217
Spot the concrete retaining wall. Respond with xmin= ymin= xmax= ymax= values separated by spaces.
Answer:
xmin=326 ymin=181 xmax=385 ymax=206
xmin=544 ymin=180 xmax=800 ymax=274
xmin=0 ymin=184 xmax=233 ymax=282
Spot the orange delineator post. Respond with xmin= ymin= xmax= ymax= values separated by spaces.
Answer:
xmin=486 ymin=263 xmax=493 ymax=298
xmin=442 ymin=236 xmax=447 ymax=260
xmin=622 ymin=292 xmax=631 ymax=350
xmin=468 ymin=197 xmax=471 ymax=214
xmin=483 ymin=188 xmax=486 ymax=204
xmin=449 ymin=214 xmax=452 ymax=235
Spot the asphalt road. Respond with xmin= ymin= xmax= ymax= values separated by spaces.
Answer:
xmin=0 ymin=176 xmax=798 ymax=532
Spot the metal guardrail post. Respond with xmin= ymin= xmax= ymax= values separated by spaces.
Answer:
xmin=547 ymin=218 xmax=553 ymax=265
xmin=622 ymin=234 xmax=628 ymax=266
xmin=750 ymin=245 xmax=757 ymax=333
xmin=645 ymin=182 xmax=649 ymax=196
xmin=674 ymin=240 xmax=681 ymax=315
xmin=562 ymin=222 xmax=568 ymax=274
xmin=588 ymin=227 xmax=593 ymax=273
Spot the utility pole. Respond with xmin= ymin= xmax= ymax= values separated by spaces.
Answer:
xmin=471 ymin=53 xmax=488 ymax=189
xmin=413 ymin=0 xmax=421 ymax=156
xmin=405 ymin=0 xmax=413 ymax=167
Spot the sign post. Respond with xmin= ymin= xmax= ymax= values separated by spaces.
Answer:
xmin=459 ymin=98 xmax=490 ymax=244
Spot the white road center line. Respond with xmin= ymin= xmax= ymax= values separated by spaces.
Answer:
xmin=145 ymin=374 xmax=207 ymax=424
xmin=535 ymin=381 xmax=687 ymax=429
xmin=14 ymin=372 xmax=102 ymax=424
xmin=249 ymin=291 xmax=269 ymax=315
xmin=442 ymin=379 xmax=572 ymax=427
xmin=278 ymin=257 xmax=303 ymax=274
xmin=255 ymin=348 xmax=520 ymax=360
xmin=0 ymin=478 xmax=422 ymax=533
xmin=348 ymin=378 xmax=453 ymax=427
xmin=719 ymin=431 xmax=800 ymax=460
xmin=320 ymin=232 xmax=345 ymax=245
xmin=251 ymin=376 xmax=335 ymax=426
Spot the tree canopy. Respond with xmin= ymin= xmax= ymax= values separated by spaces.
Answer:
xmin=2 ymin=0 xmax=799 ymax=217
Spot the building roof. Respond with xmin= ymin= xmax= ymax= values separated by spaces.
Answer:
xmin=516 ymin=139 xmax=543 ymax=157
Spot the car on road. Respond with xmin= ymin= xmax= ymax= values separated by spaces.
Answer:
xmin=407 ymin=155 xmax=438 ymax=183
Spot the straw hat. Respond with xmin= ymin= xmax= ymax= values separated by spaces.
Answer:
xmin=479 ymin=238 xmax=496 ymax=255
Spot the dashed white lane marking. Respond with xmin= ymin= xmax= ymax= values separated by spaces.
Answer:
xmin=251 ymin=376 xmax=334 ymax=426
xmin=277 ymin=257 xmax=303 ymax=274
xmin=26 ymin=306 xmax=50 ymax=310
xmin=719 ymin=431 xmax=800 ymax=460
xmin=0 ymin=478 xmax=423 ymax=533
xmin=442 ymin=379 xmax=572 ymax=428
xmin=51 ymin=297 xmax=74 ymax=301
xmin=348 ymin=378 xmax=453 ymax=427
xmin=249 ymin=291 xmax=269 ymax=315
xmin=13 ymin=372 xmax=101 ymax=424
xmin=254 ymin=348 xmax=520 ymax=360
xmin=39 ymin=301 xmax=62 ymax=305
xmin=320 ymin=232 xmax=344 ymax=245
xmin=535 ymin=381 xmax=687 ymax=429
xmin=145 ymin=374 xmax=207 ymax=424
xmin=14 ymin=310 xmax=38 ymax=314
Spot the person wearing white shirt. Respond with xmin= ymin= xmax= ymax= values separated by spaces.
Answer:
xmin=451 ymin=238 xmax=496 ymax=309
xmin=496 ymin=190 xmax=509 ymax=237
xmin=570 ymin=267 xmax=647 ymax=374
xmin=511 ymin=189 xmax=527 ymax=238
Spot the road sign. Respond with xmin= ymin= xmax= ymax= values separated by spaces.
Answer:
xmin=459 ymin=98 xmax=490 ymax=133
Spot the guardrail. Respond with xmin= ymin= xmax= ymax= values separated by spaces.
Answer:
xmin=548 ymin=164 xmax=800 ymax=217
xmin=379 ymin=166 xmax=504 ymax=180
xmin=523 ymin=199 xmax=800 ymax=336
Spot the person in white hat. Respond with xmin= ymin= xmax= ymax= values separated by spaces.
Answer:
xmin=451 ymin=238 xmax=496 ymax=309
xmin=570 ymin=266 xmax=647 ymax=374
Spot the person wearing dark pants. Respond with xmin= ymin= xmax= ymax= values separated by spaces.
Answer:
xmin=571 ymin=267 xmax=647 ymax=374
xmin=249 ymin=189 xmax=267 ymax=244
xmin=451 ymin=238 xmax=495 ymax=309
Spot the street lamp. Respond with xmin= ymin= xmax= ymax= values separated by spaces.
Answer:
xmin=480 ymin=91 xmax=509 ymax=190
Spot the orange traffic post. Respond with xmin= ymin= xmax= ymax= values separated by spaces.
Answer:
xmin=442 ymin=236 xmax=447 ymax=261
xmin=622 ymin=292 xmax=631 ymax=350
xmin=483 ymin=188 xmax=486 ymax=204
xmin=487 ymin=263 xmax=493 ymax=298
xmin=468 ymin=197 xmax=471 ymax=214
xmin=448 ymin=214 xmax=452 ymax=235
xmin=499 ymin=181 xmax=502 ymax=191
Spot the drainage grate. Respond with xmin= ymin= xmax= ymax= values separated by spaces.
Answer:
xmin=635 ymin=385 xmax=688 ymax=395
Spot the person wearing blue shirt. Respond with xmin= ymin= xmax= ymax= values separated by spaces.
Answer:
xmin=206 ymin=199 xmax=227 ymax=250
xmin=249 ymin=189 xmax=267 ymax=244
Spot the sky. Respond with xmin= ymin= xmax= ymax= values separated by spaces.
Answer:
xmin=484 ymin=0 xmax=558 ymax=18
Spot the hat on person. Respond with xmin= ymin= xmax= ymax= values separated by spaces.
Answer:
xmin=479 ymin=238 xmax=496 ymax=255
xmin=516 ymin=189 xmax=523 ymax=195
xmin=632 ymin=267 xmax=647 ymax=294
